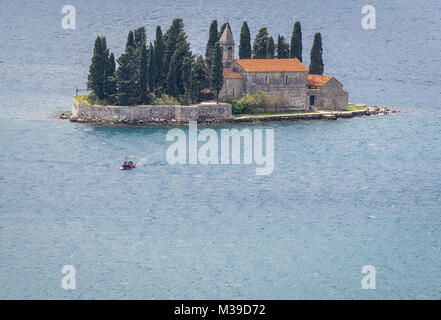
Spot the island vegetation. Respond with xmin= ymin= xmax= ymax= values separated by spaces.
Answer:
xmin=82 ymin=19 xmax=326 ymax=115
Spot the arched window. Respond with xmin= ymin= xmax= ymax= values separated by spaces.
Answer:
xmin=228 ymin=47 xmax=233 ymax=60
xmin=285 ymin=75 xmax=288 ymax=84
xmin=265 ymin=76 xmax=268 ymax=85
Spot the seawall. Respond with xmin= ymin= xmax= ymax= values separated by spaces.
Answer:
xmin=70 ymin=98 xmax=233 ymax=124
xmin=67 ymin=99 xmax=394 ymax=125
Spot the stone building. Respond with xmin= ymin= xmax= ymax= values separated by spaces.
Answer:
xmin=219 ymin=24 xmax=349 ymax=111
xmin=307 ymin=75 xmax=349 ymax=110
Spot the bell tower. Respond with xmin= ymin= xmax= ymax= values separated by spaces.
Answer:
xmin=219 ymin=24 xmax=235 ymax=68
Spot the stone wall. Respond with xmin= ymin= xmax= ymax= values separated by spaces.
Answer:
xmin=219 ymin=78 xmax=243 ymax=99
xmin=243 ymin=71 xmax=308 ymax=110
xmin=70 ymin=99 xmax=232 ymax=124
xmin=307 ymin=78 xmax=349 ymax=110
xmin=235 ymin=65 xmax=308 ymax=110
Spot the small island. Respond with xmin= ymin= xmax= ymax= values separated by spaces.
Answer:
xmin=66 ymin=19 xmax=393 ymax=125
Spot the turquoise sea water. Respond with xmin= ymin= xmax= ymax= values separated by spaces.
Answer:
xmin=0 ymin=0 xmax=440 ymax=299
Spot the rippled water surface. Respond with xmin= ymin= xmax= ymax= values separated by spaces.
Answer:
xmin=0 ymin=0 xmax=440 ymax=299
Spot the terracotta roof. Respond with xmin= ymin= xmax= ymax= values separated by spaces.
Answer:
xmin=307 ymin=74 xmax=333 ymax=87
xmin=223 ymin=69 xmax=242 ymax=79
xmin=234 ymin=58 xmax=308 ymax=73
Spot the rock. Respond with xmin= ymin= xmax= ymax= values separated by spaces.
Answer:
xmin=339 ymin=111 xmax=354 ymax=118
xmin=322 ymin=114 xmax=337 ymax=120
xmin=366 ymin=107 xmax=379 ymax=115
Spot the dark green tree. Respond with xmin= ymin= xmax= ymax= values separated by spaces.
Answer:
xmin=252 ymin=27 xmax=269 ymax=59
xmin=163 ymin=19 xmax=185 ymax=82
xmin=239 ymin=21 xmax=251 ymax=59
xmin=114 ymin=45 xmax=138 ymax=105
xmin=191 ymin=55 xmax=209 ymax=102
xmin=166 ymin=53 xmax=178 ymax=97
xmin=87 ymin=36 xmax=113 ymax=100
xmin=290 ymin=21 xmax=302 ymax=62
xmin=309 ymin=32 xmax=324 ymax=75
xmin=181 ymin=56 xmax=192 ymax=103
xmin=266 ymin=36 xmax=275 ymax=59
xmin=104 ymin=52 xmax=117 ymax=100
xmin=205 ymin=20 xmax=218 ymax=67
xmin=153 ymin=26 xmax=164 ymax=89
xmin=126 ymin=31 xmax=135 ymax=50
xmin=133 ymin=27 xmax=147 ymax=49
xmin=277 ymin=35 xmax=289 ymax=59
xmin=210 ymin=42 xmax=223 ymax=100
xmin=138 ymin=42 xmax=148 ymax=104
xmin=147 ymin=43 xmax=155 ymax=93
xmin=170 ymin=33 xmax=192 ymax=95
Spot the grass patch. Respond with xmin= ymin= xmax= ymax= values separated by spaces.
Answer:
xmin=348 ymin=104 xmax=367 ymax=111
xmin=75 ymin=92 xmax=100 ymax=105
xmin=233 ymin=110 xmax=318 ymax=117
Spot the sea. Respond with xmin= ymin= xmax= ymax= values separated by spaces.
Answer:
xmin=0 ymin=0 xmax=440 ymax=299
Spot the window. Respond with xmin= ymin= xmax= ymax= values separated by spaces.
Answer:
xmin=228 ymin=47 xmax=233 ymax=60
xmin=310 ymin=95 xmax=315 ymax=106
xmin=285 ymin=75 xmax=288 ymax=84
xmin=265 ymin=76 xmax=268 ymax=85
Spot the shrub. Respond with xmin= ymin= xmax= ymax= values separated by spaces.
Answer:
xmin=75 ymin=92 xmax=100 ymax=105
xmin=221 ymin=94 xmax=246 ymax=115
xmin=236 ymin=91 xmax=270 ymax=113
xmin=235 ymin=91 xmax=290 ymax=114
xmin=153 ymin=94 xmax=180 ymax=105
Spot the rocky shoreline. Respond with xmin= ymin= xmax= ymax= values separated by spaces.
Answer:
xmin=60 ymin=105 xmax=396 ymax=126
xmin=232 ymin=106 xmax=395 ymax=123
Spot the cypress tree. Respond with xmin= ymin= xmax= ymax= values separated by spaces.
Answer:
xmin=277 ymin=35 xmax=289 ymax=59
xmin=309 ymin=32 xmax=324 ymax=75
xmin=266 ymin=36 xmax=275 ymax=59
xmin=252 ymin=27 xmax=269 ymax=59
xmin=87 ymin=36 xmax=109 ymax=100
xmin=239 ymin=21 xmax=251 ymax=59
xmin=104 ymin=52 xmax=117 ymax=100
xmin=172 ymin=33 xmax=192 ymax=95
xmin=191 ymin=55 xmax=209 ymax=102
xmin=138 ymin=42 xmax=148 ymax=104
xmin=163 ymin=19 xmax=185 ymax=84
xmin=126 ymin=31 xmax=135 ymax=50
xmin=114 ymin=45 xmax=138 ymax=105
xmin=147 ymin=43 xmax=155 ymax=93
xmin=181 ymin=56 xmax=192 ymax=103
xmin=205 ymin=20 xmax=218 ymax=67
xmin=166 ymin=53 xmax=178 ymax=97
xmin=153 ymin=26 xmax=164 ymax=89
xmin=210 ymin=42 xmax=223 ymax=101
xmin=133 ymin=27 xmax=147 ymax=49
xmin=290 ymin=21 xmax=302 ymax=61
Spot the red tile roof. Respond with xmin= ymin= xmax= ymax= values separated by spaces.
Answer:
xmin=235 ymin=58 xmax=308 ymax=73
xmin=307 ymin=74 xmax=333 ymax=87
xmin=223 ymin=69 xmax=243 ymax=79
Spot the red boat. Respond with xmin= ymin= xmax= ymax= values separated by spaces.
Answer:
xmin=120 ymin=156 xmax=136 ymax=170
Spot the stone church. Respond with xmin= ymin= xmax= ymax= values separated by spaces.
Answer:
xmin=218 ymin=24 xmax=349 ymax=111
